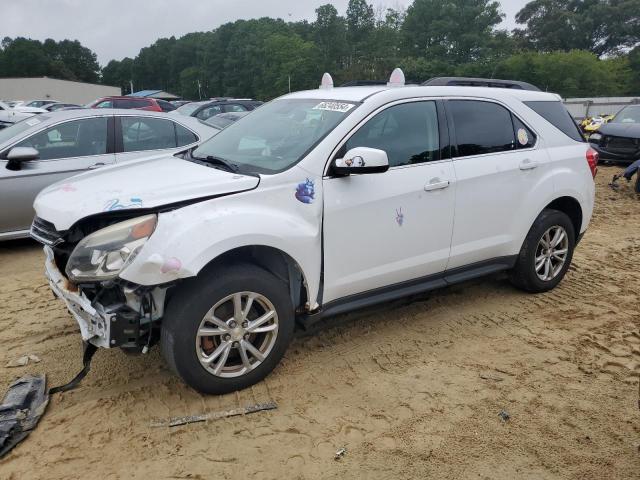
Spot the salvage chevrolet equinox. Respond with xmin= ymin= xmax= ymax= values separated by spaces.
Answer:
xmin=31 ymin=71 xmax=597 ymax=394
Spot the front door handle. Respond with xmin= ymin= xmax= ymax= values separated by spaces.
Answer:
xmin=519 ymin=159 xmax=539 ymax=170
xmin=88 ymin=163 xmax=105 ymax=170
xmin=424 ymin=179 xmax=450 ymax=191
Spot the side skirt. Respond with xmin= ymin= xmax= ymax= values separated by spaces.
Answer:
xmin=299 ymin=256 xmax=517 ymax=328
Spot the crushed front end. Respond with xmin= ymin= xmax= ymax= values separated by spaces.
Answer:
xmin=33 ymin=214 xmax=169 ymax=352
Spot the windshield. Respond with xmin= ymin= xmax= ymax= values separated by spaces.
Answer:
xmin=177 ymin=102 xmax=203 ymax=116
xmin=612 ymin=106 xmax=640 ymax=124
xmin=0 ymin=116 xmax=48 ymax=145
xmin=192 ymin=99 xmax=357 ymax=174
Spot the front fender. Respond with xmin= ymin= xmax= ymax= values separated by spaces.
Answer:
xmin=120 ymin=171 xmax=323 ymax=305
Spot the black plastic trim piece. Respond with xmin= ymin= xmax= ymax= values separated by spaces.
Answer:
xmin=301 ymin=256 xmax=518 ymax=327
xmin=106 ymin=116 xmax=116 ymax=154
xmin=114 ymin=116 xmax=123 ymax=153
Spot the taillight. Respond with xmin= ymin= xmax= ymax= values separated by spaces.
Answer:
xmin=586 ymin=147 xmax=598 ymax=178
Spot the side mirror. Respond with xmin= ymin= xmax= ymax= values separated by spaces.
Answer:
xmin=6 ymin=147 xmax=39 ymax=171
xmin=332 ymin=147 xmax=389 ymax=176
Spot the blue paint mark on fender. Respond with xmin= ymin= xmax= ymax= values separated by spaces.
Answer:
xmin=295 ymin=178 xmax=315 ymax=204
xmin=104 ymin=197 xmax=143 ymax=211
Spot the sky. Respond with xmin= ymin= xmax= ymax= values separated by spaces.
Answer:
xmin=2 ymin=0 xmax=530 ymax=66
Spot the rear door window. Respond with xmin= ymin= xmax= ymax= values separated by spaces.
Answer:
xmin=448 ymin=100 xmax=515 ymax=157
xmin=120 ymin=117 xmax=177 ymax=152
xmin=512 ymin=116 xmax=536 ymax=149
xmin=524 ymin=101 xmax=583 ymax=142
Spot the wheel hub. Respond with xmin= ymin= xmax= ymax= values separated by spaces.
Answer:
xmin=535 ymin=225 xmax=569 ymax=282
xmin=195 ymin=291 xmax=279 ymax=378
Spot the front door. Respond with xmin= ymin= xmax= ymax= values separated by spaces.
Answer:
xmin=322 ymin=100 xmax=456 ymax=303
xmin=0 ymin=116 xmax=115 ymax=234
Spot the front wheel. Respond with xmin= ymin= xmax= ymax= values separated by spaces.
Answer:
xmin=161 ymin=264 xmax=294 ymax=394
xmin=510 ymin=209 xmax=576 ymax=293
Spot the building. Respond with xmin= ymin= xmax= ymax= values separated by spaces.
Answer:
xmin=128 ymin=90 xmax=180 ymax=101
xmin=0 ymin=77 xmax=121 ymax=104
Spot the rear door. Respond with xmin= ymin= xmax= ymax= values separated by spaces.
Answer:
xmin=322 ymin=100 xmax=456 ymax=303
xmin=0 ymin=116 xmax=115 ymax=234
xmin=445 ymin=99 xmax=552 ymax=270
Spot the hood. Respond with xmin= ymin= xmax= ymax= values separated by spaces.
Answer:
xmin=34 ymin=155 xmax=260 ymax=231
xmin=599 ymin=122 xmax=640 ymax=139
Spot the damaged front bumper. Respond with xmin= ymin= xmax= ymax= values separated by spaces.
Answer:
xmin=44 ymin=247 xmax=165 ymax=350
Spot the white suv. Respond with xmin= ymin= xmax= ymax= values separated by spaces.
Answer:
xmin=32 ymin=71 xmax=597 ymax=394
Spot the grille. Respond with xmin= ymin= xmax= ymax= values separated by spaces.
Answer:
xmin=604 ymin=135 xmax=638 ymax=153
xmin=30 ymin=217 xmax=64 ymax=246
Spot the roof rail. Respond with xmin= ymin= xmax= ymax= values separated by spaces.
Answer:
xmin=422 ymin=77 xmax=541 ymax=92
xmin=339 ymin=80 xmax=387 ymax=87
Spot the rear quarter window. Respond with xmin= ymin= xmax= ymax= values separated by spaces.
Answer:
xmin=524 ymin=101 xmax=583 ymax=142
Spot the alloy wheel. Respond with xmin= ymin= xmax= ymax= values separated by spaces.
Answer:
xmin=535 ymin=225 xmax=569 ymax=281
xmin=195 ymin=292 xmax=279 ymax=378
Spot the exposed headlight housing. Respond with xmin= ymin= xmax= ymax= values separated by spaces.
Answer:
xmin=589 ymin=133 xmax=603 ymax=142
xmin=66 ymin=215 xmax=157 ymax=282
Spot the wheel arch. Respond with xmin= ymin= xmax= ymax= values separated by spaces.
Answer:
xmin=543 ymin=196 xmax=583 ymax=240
xmin=197 ymin=245 xmax=310 ymax=314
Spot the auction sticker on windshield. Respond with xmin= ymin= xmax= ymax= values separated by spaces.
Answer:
xmin=313 ymin=102 xmax=355 ymax=113
xmin=26 ymin=118 xmax=41 ymax=126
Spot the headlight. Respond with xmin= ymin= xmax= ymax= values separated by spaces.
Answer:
xmin=589 ymin=133 xmax=602 ymax=142
xmin=66 ymin=214 xmax=157 ymax=282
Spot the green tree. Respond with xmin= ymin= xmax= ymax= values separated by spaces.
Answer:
xmin=515 ymin=0 xmax=640 ymax=56
xmin=313 ymin=4 xmax=347 ymax=72
xmin=346 ymin=0 xmax=375 ymax=60
xmin=401 ymin=0 xmax=504 ymax=64
xmin=494 ymin=50 xmax=630 ymax=97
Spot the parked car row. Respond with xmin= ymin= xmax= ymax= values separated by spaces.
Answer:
xmin=0 ymin=109 xmax=221 ymax=239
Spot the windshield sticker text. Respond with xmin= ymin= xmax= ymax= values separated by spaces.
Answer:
xmin=313 ymin=102 xmax=354 ymax=113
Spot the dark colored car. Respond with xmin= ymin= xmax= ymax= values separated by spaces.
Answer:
xmin=202 ymin=111 xmax=249 ymax=130
xmin=45 ymin=103 xmax=82 ymax=112
xmin=176 ymin=98 xmax=262 ymax=121
xmin=589 ymin=105 xmax=640 ymax=164
xmin=88 ymin=96 xmax=177 ymax=113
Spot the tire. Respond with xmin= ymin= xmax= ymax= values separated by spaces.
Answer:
xmin=509 ymin=209 xmax=576 ymax=293
xmin=160 ymin=263 xmax=294 ymax=394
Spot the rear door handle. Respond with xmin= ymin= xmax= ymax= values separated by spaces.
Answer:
xmin=519 ymin=159 xmax=539 ymax=170
xmin=88 ymin=163 xmax=106 ymax=170
xmin=424 ymin=179 xmax=450 ymax=191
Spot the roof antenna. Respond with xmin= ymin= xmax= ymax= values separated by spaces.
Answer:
xmin=387 ymin=68 xmax=405 ymax=87
xmin=319 ymin=73 xmax=334 ymax=90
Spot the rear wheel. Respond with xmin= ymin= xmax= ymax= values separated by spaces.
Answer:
xmin=510 ymin=209 xmax=576 ymax=293
xmin=161 ymin=263 xmax=294 ymax=394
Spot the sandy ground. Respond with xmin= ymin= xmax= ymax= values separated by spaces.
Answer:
xmin=0 ymin=167 xmax=638 ymax=479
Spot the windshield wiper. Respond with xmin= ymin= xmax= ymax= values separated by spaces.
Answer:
xmin=192 ymin=153 xmax=239 ymax=173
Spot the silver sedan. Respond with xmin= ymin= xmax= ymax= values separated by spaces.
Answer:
xmin=0 ymin=109 xmax=218 ymax=240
